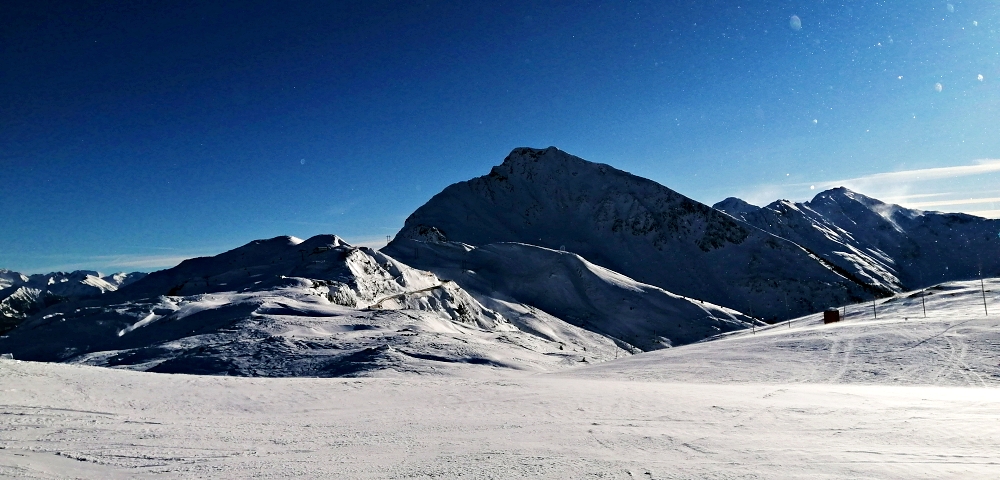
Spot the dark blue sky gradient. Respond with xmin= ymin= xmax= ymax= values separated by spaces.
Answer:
xmin=3 ymin=1 xmax=999 ymax=272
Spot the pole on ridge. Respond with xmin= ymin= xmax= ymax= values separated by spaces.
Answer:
xmin=982 ymin=277 xmax=989 ymax=317
xmin=872 ymin=295 xmax=877 ymax=320
xmin=921 ymin=290 xmax=927 ymax=318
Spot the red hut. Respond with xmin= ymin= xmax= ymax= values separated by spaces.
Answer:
xmin=823 ymin=308 xmax=840 ymax=324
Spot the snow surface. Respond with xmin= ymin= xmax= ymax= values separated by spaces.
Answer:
xmin=572 ymin=278 xmax=1000 ymax=387
xmin=2 ymin=279 xmax=1000 ymax=478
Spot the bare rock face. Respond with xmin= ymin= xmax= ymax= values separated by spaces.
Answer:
xmin=391 ymin=146 xmax=872 ymax=321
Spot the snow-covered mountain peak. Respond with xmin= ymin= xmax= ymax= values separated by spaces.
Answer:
xmin=118 ymin=234 xmax=417 ymax=305
xmin=491 ymin=146 xmax=630 ymax=185
xmin=712 ymin=197 xmax=760 ymax=221
xmin=807 ymin=187 xmax=898 ymax=217
xmin=394 ymin=147 xmax=873 ymax=321
xmin=733 ymin=186 xmax=1000 ymax=293
xmin=0 ymin=269 xmax=29 ymax=290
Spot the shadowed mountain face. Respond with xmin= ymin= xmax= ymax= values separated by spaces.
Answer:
xmin=391 ymin=147 xmax=873 ymax=321
xmin=715 ymin=188 xmax=1000 ymax=292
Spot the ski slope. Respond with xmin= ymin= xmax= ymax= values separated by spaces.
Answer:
xmin=573 ymin=278 xmax=1000 ymax=387
xmin=2 ymin=279 xmax=999 ymax=478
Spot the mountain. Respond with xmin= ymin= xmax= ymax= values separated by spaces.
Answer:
xmin=0 ymin=269 xmax=30 ymax=290
xmin=390 ymin=146 xmax=874 ymax=321
xmin=0 ymin=269 xmax=146 ymax=334
xmin=712 ymin=197 xmax=760 ymax=221
xmin=0 ymin=235 xmax=623 ymax=376
xmin=382 ymin=239 xmax=757 ymax=350
xmin=714 ymin=187 xmax=1000 ymax=292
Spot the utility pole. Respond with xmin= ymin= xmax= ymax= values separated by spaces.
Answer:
xmin=982 ymin=277 xmax=989 ymax=316
xmin=921 ymin=290 xmax=927 ymax=318
xmin=872 ymin=295 xmax=877 ymax=319
xmin=386 ymin=235 xmax=390 ymax=245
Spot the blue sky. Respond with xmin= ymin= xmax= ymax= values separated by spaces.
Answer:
xmin=3 ymin=1 xmax=999 ymax=273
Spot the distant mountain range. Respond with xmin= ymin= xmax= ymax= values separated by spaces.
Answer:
xmin=0 ymin=269 xmax=146 ymax=334
xmin=0 ymin=234 xmax=751 ymax=375
xmin=713 ymin=188 xmax=1000 ymax=295
xmin=2 ymin=146 xmax=997 ymax=376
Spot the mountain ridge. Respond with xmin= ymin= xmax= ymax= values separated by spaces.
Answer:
xmin=0 ymin=269 xmax=146 ymax=334
xmin=714 ymin=187 xmax=1000 ymax=293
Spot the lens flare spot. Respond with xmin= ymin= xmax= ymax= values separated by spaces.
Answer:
xmin=789 ymin=15 xmax=802 ymax=31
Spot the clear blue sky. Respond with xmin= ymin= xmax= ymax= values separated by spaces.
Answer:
xmin=3 ymin=1 xmax=999 ymax=273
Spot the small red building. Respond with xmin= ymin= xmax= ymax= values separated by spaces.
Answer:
xmin=823 ymin=308 xmax=840 ymax=324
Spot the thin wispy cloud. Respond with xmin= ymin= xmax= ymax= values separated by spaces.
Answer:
xmin=905 ymin=197 xmax=1000 ymax=208
xmin=966 ymin=209 xmax=1000 ymax=219
xmin=879 ymin=192 xmax=954 ymax=203
xmin=810 ymin=159 xmax=1000 ymax=190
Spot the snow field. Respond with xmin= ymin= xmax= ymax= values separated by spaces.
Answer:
xmin=3 ymin=278 xmax=1000 ymax=478
xmin=572 ymin=279 xmax=1000 ymax=387
xmin=2 ymin=359 xmax=1000 ymax=479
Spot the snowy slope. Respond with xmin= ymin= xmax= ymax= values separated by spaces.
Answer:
xmin=383 ymin=238 xmax=759 ymax=350
xmin=392 ymin=146 xmax=873 ymax=321
xmin=0 ymin=235 xmax=622 ymax=375
xmin=715 ymin=187 xmax=1000 ymax=294
xmin=572 ymin=278 xmax=1000 ymax=386
xmin=3 ymin=280 xmax=1000 ymax=478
